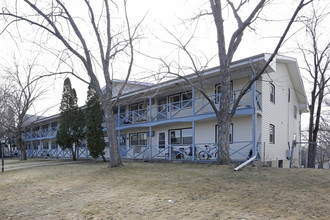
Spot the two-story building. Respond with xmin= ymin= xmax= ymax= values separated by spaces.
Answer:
xmin=22 ymin=54 xmax=308 ymax=168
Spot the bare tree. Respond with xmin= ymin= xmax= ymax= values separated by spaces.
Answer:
xmin=316 ymin=116 xmax=330 ymax=168
xmin=297 ymin=4 xmax=330 ymax=168
xmin=159 ymin=0 xmax=311 ymax=164
xmin=1 ymin=58 xmax=46 ymax=160
xmin=0 ymin=0 xmax=143 ymax=167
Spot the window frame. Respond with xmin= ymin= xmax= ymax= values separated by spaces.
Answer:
xmin=269 ymin=124 xmax=275 ymax=144
xmin=129 ymin=132 xmax=148 ymax=146
xmin=270 ymin=83 xmax=275 ymax=104
xmin=169 ymin=127 xmax=192 ymax=145
xmin=168 ymin=91 xmax=192 ymax=110
xmin=215 ymin=123 xmax=233 ymax=144
xmin=215 ymin=81 xmax=233 ymax=104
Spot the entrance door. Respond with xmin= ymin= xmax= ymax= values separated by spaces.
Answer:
xmin=119 ymin=134 xmax=127 ymax=156
xmin=157 ymin=99 xmax=167 ymax=120
xmin=158 ymin=132 xmax=166 ymax=157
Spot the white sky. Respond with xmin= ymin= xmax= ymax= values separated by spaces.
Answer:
xmin=0 ymin=0 xmax=329 ymax=129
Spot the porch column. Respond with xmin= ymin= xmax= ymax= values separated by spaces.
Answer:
xmin=117 ymin=105 xmax=120 ymax=126
xmin=50 ymin=138 xmax=52 ymax=155
xmin=192 ymin=120 xmax=195 ymax=161
xmin=118 ymin=130 xmax=121 ymax=158
xmin=30 ymin=141 xmax=33 ymax=157
xmin=192 ymin=88 xmax=195 ymax=116
xmin=149 ymin=96 xmax=152 ymax=122
xmin=149 ymin=126 xmax=152 ymax=160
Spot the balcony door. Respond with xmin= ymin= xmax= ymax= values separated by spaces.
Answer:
xmin=157 ymin=98 xmax=167 ymax=120
xmin=119 ymin=134 xmax=127 ymax=156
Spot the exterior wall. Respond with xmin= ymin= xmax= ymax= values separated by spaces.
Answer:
xmin=261 ymin=62 xmax=301 ymax=168
xmin=20 ymin=56 xmax=307 ymax=167
xmin=115 ymin=116 xmax=254 ymax=161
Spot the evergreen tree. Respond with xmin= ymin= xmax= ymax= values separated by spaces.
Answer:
xmin=57 ymin=78 xmax=85 ymax=160
xmin=86 ymin=85 xmax=107 ymax=162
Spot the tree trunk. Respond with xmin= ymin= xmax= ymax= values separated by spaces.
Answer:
xmin=101 ymin=155 xmax=107 ymax=162
xmin=104 ymin=107 xmax=123 ymax=168
xmin=216 ymin=64 xmax=232 ymax=165
xmin=71 ymin=145 xmax=77 ymax=161
xmin=18 ymin=131 xmax=27 ymax=160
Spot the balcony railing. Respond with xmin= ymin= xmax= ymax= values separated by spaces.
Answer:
xmin=22 ymin=126 xmax=57 ymax=141
xmin=115 ymin=89 xmax=262 ymax=126
xmin=118 ymin=141 xmax=261 ymax=162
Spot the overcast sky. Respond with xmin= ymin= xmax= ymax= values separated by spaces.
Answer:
xmin=0 ymin=0 xmax=329 ymax=129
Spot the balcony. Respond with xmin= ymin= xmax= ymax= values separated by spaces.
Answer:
xmin=115 ymin=89 xmax=262 ymax=127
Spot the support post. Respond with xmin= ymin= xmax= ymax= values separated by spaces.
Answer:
xmin=117 ymin=105 xmax=120 ymax=126
xmin=118 ymin=130 xmax=121 ymax=158
xmin=1 ymin=142 xmax=4 ymax=172
xmin=149 ymin=126 xmax=152 ymax=160
xmin=192 ymin=120 xmax=195 ymax=161
xmin=192 ymin=88 xmax=195 ymax=116
xmin=251 ymin=69 xmax=256 ymax=157
xmin=149 ymin=96 xmax=152 ymax=122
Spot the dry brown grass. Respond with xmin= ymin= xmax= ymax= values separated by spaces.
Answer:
xmin=1 ymin=160 xmax=330 ymax=219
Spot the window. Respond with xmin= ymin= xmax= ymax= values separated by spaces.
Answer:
xmin=215 ymin=81 xmax=233 ymax=104
xmin=43 ymin=141 xmax=49 ymax=150
xmin=33 ymin=142 xmax=38 ymax=150
xmin=129 ymin=102 xmax=148 ymax=122
xmin=182 ymin=129 xmax=193 ymax=144
xmin=130 ymin=132 xmax=148 ymax=153
xmin=170 ymin=130 xmax=181 ymax=145
xmin=270 ymin=83 xmax=275 ymax=104
xmin=130 ymin=132 xmax=147 ymax=146
xmin=51 ymin=142 xmax=57 ymax=150
xmin=169 ymin=94 xmax=181 ymax=110
xmin=288 ymin=88 xmax=290 ymax=102
xmin=138 ymin=133 xmax=147 ymax=146
xmin=215 ymin=123 xmax=233 ymax=143
xmin=51 ymin=122 xmax=57 ymax=130
xmin=294 ymin=105 xmax=297 ymax=119
xmin=169 ymin=128 xmax=192 ymax=145
xmin=182 ymin=92 xmax=192 ymax=108
xmin=168 ymin=91 xmax=192 ymax=110
xmin=269 ymin=124 xmax=275 ymax=144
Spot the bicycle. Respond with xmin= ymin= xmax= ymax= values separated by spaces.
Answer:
xmin=198 ymin=144 xmax=218 ymax=160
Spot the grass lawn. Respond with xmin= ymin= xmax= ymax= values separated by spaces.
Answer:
xmin=0 ymin=160 xmax=330 ymax=219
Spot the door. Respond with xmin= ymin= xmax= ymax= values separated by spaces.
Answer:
xmin=119 ymin=134 xmax=127 ymax=156
xmin=158 ymin=131 xmax=166 ymax=157
xmin=157 ymin=98 xmax=167 ymax=120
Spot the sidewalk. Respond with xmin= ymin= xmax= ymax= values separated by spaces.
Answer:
xmin=3 ymin=158 xmax=90 ymax=171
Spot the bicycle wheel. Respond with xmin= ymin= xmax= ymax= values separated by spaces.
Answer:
xmin=198 ymin=151 xmax=208 ymax=160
